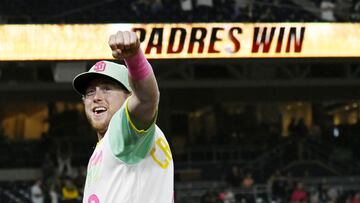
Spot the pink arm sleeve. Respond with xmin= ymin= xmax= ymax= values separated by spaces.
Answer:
xmin=124 ymin=49 xmax=153 ymax=81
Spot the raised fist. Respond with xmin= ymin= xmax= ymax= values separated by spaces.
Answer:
xmin=108 ymin=31 xmax=140 ymax=60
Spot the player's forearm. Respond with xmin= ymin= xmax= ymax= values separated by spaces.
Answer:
xmin=125 ymin=49 xmax=159 ymax=126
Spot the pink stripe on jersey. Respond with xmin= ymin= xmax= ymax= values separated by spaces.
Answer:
xmin=124 ymin=49 xmax=153 ymax=81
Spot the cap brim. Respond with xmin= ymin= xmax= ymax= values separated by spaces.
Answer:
xmin=72 ymin=72 xmax=129 ymax=96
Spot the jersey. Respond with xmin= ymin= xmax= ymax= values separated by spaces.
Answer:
xmin=82 ymin=100 xmax=174 ymax=203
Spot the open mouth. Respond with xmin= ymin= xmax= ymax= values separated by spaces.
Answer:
xmin=93 ymin=106 xmax=107 ymax=115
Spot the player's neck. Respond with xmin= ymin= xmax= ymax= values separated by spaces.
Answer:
xmin=97 ymin=131 xmax=105 ymax=141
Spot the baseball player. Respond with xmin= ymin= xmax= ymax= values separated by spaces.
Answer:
xmin=72 ymin=31 xmax=174 ymax=203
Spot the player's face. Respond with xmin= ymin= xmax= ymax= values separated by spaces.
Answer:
xmin=83 ymin=78 xmax=130 ymax=136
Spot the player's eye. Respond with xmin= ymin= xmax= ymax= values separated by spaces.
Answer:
xmin=103 ymin=86 xmax=111 ymax=91
xmin=84 ymin=89 xmax=95 ymax=98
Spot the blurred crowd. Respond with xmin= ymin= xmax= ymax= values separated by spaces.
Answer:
xmin=127 ymin=0 xmax=360 ymax=22
xmin=129 ymin=0 xmax=314 ymax=22
xmin=0 ymin=0 xmax=360 ymax=23
xmin=198 ymin=167 xmax=360 ymax=203
xmin=31 ymin=144 xmax=85 ymax=203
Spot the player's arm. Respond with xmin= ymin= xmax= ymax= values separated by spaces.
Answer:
xmin=109 ymin=31 xmax=159 ymax=130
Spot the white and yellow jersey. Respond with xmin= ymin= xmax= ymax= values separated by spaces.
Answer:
xmin=83 ymin=102 xmax=174 ymax=203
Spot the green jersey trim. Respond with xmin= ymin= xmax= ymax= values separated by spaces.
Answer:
xmin=108 ymin=99 xmax=157 ymax=164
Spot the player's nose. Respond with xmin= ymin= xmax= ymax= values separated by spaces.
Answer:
xmin=92 ymin=88 xmax=106 ymax=101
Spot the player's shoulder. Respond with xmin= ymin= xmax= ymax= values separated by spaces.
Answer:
xmin=154 ymin=125 xmax=168 ymax=138
xmin=154 ymin=125 xmax=163 ymax=135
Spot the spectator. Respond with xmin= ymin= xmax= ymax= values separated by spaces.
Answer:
xmin=180 ymin=0 xmax=193 ymax=20
xmin=355 ymin=0 xmax=360 ymax=11
xmin=223 ymin=188 xmax=236 ymax=203
xmin=296 ymin=118 xmax=309 ymax=137
xmin=288 ymin=117 xmax=297 ymax=137
xmin=355 ymin=0 xmax=360 ymax=14
xmin=268 ymin=170 xmax=287 ymax=202
xmin=320 ymin=0 xmax=336 ymax=21
xmin=233 ymin=0 xmax=249 ymax=18
xmin=150 ymin=0 xmax=163 ymax=14
xmin=131 ymin=0 xmax=151 ymax=21
xmin=351 ymin=0 xmax=360 ymax=20
xmin=327 ymin=186 xmax=339 ymax=203
xmin=226 ymin=165 xmax=242 ymax=187
xmin=30 ymin=179 xmax=44 ymax=203
xmin=201 ymin=189 xmax=221 ymax=203
xmin=259 ymin=7 xmax=276 ymax=22
xmin=0 ymin=124 xmax=8 ymax=145
xmin=245 ymin=0 xmax=255 ymax=20
xmin=61 ymin=178 xmax=80 ymax=203
xmin=242 ymin=172 xmax=254 ymax=189
xmin=351 ymin=192 xmax=360 ymax=203
xmin=242 ymin=172 xmax=255 ymax=202
xmin=41 ymin=153 xmax=56 ymax=187
xmin=73 ymin=166 xmax=87 ymax=194
xmin=215 ymin=0 xmax=235 ymax=21
xmin=56 ymin=144 xmax=74 ymax=178
xmin=49 ymin=184 xmax=59 ymax=203
xmin=291 ymin=182 xmax=307 ymax=203
xmin=309 ymin=186 xmax=320 ymax=203
xmin=195 ymin=0 xmax=214 ymax=20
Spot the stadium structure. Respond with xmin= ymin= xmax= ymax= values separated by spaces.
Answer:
xmin=0 ymin=0 xmax=360 ymax=202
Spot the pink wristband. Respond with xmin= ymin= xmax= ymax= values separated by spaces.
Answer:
xmin=124 ymin=49 xmax=153 ymax=81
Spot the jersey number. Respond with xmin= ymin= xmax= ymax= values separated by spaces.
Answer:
xmin=88 ymin=194 xmax=100 ymax=203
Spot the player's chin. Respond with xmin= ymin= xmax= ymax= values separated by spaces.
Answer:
xmin=90 ymin=120 xmax=108 ymax=132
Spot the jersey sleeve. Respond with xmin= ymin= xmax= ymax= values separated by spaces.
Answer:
xmin=107 ymin=99 xmax=157 ymax=164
